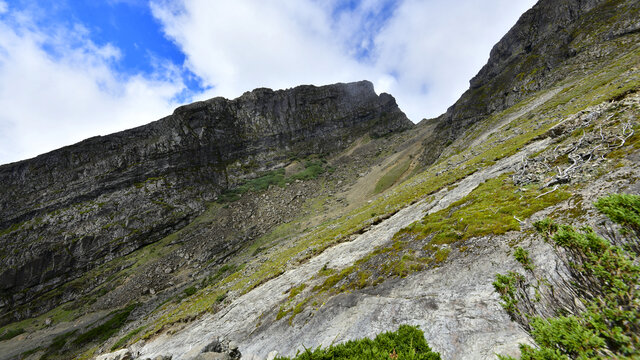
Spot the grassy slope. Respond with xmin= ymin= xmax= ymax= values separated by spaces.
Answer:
xmin=3 ymin=7 xmax=639 ymax=359
xmin=134 ymin=40 xmax=640 ymax=344
xmin=67 ymin=38 xmax=638 ymax=355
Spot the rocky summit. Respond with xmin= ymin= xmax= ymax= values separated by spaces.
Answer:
xmin=1 ymin=0 xmax=639 ymax=359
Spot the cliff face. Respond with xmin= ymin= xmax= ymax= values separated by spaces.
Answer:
xmin=2 ymin=1 xmax=639 ymax=359
xmin=421 ymin=0 xmax=640 ymax=164
xmin=0 ymin=80 xmax=411 ymax=323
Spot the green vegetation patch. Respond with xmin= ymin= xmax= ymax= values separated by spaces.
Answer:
xmin=395 ymin=175 xmax=570 ymax=245
xmin=183 ymin=286 xmax=197 ymax=297
xmin=374 ymin=158 xmax=412 ymax=194
xmin=288 ymin=284 xmax=307 ymax=300
xmin=276 ymin=284 xmax=310 ymax=323
xmin=38 ymin=304 xmax=138 ymax=359
xmin=274 ymin=325 xmax=441 ymax=360
xmin=289 ymin=160 xmax=327 ymax=181
xmin=218 ymin=160 xmax=330 ymax=203
xmin=593 ymin=193 xmax=640 ymax=238
xmin=201 ymin=263 xmax=242 ymax=287
xmin=73 ymin=303 xmax=137 ymax=346
xmin=111 ymin=325 xmax=147 ymax=351
xmin=47 ymin=330 xmax=77 ymax=353
xmin=0 ymin=327 xmax=24 ymax=341
xmin=0 ymin=220 xmax=27 ymax=237
xmin=20 ymin=346 xmax=43 ymax=358
xmin=513 ymin=247 xmax=534 ymax=271
xmin=218 ymin=169 xmax=287 ymax=202
xmin=493 ymin=272 xmax=525 ymax=315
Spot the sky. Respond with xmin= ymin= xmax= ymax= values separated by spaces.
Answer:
xmin=0 ymin=0 xmax=537 ymax=165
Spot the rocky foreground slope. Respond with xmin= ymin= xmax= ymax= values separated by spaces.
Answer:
xmin=0 ymin=0 xmax=639 ymax=359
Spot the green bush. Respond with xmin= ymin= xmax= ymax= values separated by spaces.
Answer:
xmin=0 ymin=327 xmax=24 ymax=341
xmin=73 ymin=303 xmax=137 ymax=346
xmin=274 ymin=325 xmax=441 ymax=360
xmin=513 ymin=247 xmax=533 ymax=271
xmin=183 ymin=286 xmax=197 ymax=297
xmin=594 ymin=193 xmax=640 ymax=238
xmin=496 ymin=194 xmax=640 ymax=359
xmin=493 ymin=272 xmax=525 ymax=315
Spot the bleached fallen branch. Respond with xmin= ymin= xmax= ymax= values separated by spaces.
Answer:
xmin=564 ymin=153 xmax=581 ymax=175
xmin=536 ymin=184 xmax=559 ymax=198
xmin=599 ymin=126 xmax=605 ymax=141
xmin=585 ymin=144 xmax=602 ymax=164
xmin=615 ymin=121 xmax=635 ymax=148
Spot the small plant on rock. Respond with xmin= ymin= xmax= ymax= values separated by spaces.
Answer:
xmin=273 ymin=325 xmax=441 ymax=360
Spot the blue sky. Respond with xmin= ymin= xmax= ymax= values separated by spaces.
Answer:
xmin=0 ymin=0 xmax=536 ymax=164
xmin=42 ymin=0 xmax=211 ymax=99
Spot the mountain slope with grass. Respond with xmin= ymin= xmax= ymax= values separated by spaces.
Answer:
xmin=0 ymin=0 xmax=639 ymax=359
xmin=0 ymin=80 xmax=411 ymax=327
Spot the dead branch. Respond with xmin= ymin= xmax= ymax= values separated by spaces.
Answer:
xmin=536 ymin=185 xmax=559 ymax=198
xmin=616 ymin=121 xmax=635 ymax=148
xmin=585 ymin=144 xmax=602 ymax=164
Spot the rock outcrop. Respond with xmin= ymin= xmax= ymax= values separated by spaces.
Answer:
xmin=95 ymin=349 xmax=134 ymax=360
xmin=421 ymin=0 xmax=640 ymax=164
xmin=0 ymin=81 xmax=411 ymax=324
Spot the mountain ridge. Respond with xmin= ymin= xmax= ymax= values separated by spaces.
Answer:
xmin=419 ymin=0 xmax=639 ymax=165
xmin=0 ymin=80 xmax=411 ymax=325
xmin=0 ymin=0 xmax=639 ymax=359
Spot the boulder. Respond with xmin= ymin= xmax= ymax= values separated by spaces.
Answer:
xmin=94 ymin=349 xmax=132 ymax=360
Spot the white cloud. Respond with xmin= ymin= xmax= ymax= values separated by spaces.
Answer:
xmin=0 ymin=0 xmax=538 ymax=164
xmin=150 ymin=0 xmax=371 ymax=102
xmin=373 ymin=0 xmax=537 ymax=120
xmin=0 ymin=10 xmax=186 ymax=164
xmin=151 ymin=0 xmax=536 ymax=122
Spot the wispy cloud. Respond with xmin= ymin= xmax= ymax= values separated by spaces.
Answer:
xmin=150 ymin=0 xmax=372 ymax=101
xmin=0 ymin=0 xmax=536 ymax=165
xmin=0 ymin=6 xmax=185 ymax=164
xmin=372 ymin=0 xmax=536 ymax=121
xmin=151 ymin=0 xmax=536 ymax=121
